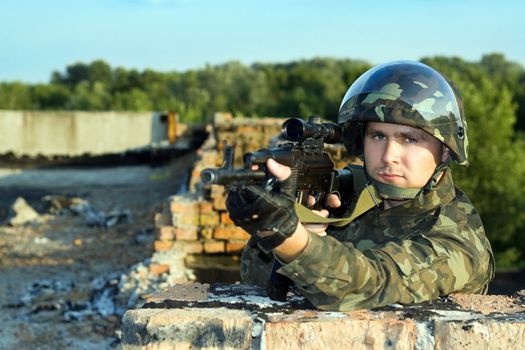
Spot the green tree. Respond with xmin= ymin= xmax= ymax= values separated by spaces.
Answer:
xmin=0 ymin=82 xmax=35 ymax=109
xmin=112 ymin=88 xmax=152 ymax=111
xmin=67 ymin=81 xmax=111 ymax=110
xmin=52 ymin=62 xmax=90 ymax=88
xmin=31 ymin=84 xmax=70 ymax=110
xmin=51 ymin=60 xmax=112 ymax=89
xmin=257 ymin=58 xmax=370 ymax=120
xmin=479 ymin=53 xmax=525 ymax=132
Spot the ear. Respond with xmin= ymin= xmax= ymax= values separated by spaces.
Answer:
xmin=441 ymin=146 xmax=451 ymax=162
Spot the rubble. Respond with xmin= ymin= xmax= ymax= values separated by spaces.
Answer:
xmin=42 ymin=195 xmax=90 ymax=215
xmin=449 ymin=292 xmax=525 ymax=315
xmin=4 ymin=245 xmax=196 ymax=332
xmin=0 ymin=149 xmax=200 ymax=349
xmin=42 ymin=194 xmax=132 ymax=228
xmin=8 ymin=197 xmax=43 ymax=226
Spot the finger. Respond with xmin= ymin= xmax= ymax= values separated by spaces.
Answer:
xmin=301 ymin=208 xmax=329 ymax=234
xmin=325 ymin=194 xmax=342 ymax=208
xmin=267 ymin=158 xmax=291 ymax=181
xmin=311 ymin=209 xmax=329 ymax=218
xmin=308 ymin=195 xmax=316 ymax=207
xmin=303 ymin=223 xmax=328 ymax=236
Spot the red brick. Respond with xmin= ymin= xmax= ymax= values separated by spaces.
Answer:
xmin=225 ymin=240 xmax=246 ymax=254
xmin=210 ymin=184 xmax=225 ymax=197
xmin=199 ymin=201 xmax=214 ymax=214
xmin=213 ymin=226 xmax=250 ymax=240
xmin=174 ymin=227 xmax=198 ymax=241
xmin=154 ymin=212 xmax=171 ymax=227
xmin=158 ymin=226 xmax=175 ymax=241
xmin=203 ymin=240 xmax=225 ymax=254
xmin=191 ymin=169 xmax=201 ymax=182
xmin=200 ymin=227 xmax=214 ymax=240
xmin=220 ymin=212 xmax=234 ymax=225
xmin=200 ymin=212 xmax=220 ymax=227
xmin=172 ymin=212 xmax=199 ymax=227
xmin=237 ymin=125 xmax=259 ymax=135
xmin=154 ymin=240 xmax=173 ymax=252
xmin=213 ymin=195 xmax=227 ymax=211
xmin=170 ymin=201 xmax=198 ymax=214
xmin=149 ymin=263 xmax=170 ymax=276
xmin=178 ymin=241 xmax=204 ymax=254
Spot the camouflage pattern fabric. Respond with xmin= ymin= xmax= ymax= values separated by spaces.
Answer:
xmin=240 ymin=166 xmax=494 ymax=311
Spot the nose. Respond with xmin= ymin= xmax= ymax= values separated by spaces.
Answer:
xmin=381 ymin=140 xmax=401 ymax=164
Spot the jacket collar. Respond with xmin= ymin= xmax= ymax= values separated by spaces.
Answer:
xmin=383 ymin=168 xmax=455 ymax=215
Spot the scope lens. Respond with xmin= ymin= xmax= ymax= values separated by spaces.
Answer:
xmin=282 ymin=119 xmax=304 ymax=141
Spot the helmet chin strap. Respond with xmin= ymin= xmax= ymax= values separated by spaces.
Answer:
xmin=370 ymin=158 xmax=452 ymax=201
xmin=371 ymin=180 xmax=420 ymax=200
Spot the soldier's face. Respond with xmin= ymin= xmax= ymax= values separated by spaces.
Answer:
xmin=363 ymin=122 xmax=446 ymax=189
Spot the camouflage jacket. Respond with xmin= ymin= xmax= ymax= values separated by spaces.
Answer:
xmin=240 ymin=167 xmax=495 ymax=311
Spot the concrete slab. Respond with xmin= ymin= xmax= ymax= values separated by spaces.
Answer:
xmin=121 ymin=283 xmax=525 ymax=349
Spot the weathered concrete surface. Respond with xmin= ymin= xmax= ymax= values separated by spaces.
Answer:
xmin=122 ymin=308 xmax=253 ymax=350
xmin=263 ymin=310 xmax=417 ymax=350
xmin=121 ymin=283 xmax=525 ymax=349
xmin=434 ymin=318 xmax=525 ymax=350
xmin=0 ymin=110 xmax=168 ymax=157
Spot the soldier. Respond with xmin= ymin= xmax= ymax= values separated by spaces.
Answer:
xmin=226 ymin=61 xmax=495 ymax=310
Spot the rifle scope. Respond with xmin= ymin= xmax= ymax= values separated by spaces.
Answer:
xmin=282 ymin=116 xmax=342 ymax=144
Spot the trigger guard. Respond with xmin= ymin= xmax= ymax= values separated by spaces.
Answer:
xmin=264 ymin=176 xmax=277 ymax=192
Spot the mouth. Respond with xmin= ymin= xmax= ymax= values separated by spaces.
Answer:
xmin=377 ymin=172 xmax=403 ymax=183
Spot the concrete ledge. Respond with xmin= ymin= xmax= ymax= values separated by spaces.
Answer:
xmin=121 ymin=284 xmax=525 ymax=349
xmin=123 ymin=308 xmax=253 ymax=350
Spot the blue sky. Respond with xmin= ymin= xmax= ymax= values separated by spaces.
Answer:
xmin=0 ymin=0 xmax=523 ymax=83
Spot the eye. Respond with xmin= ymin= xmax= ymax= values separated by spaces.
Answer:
xmin=369 ymin=132 xmax=385 ymax=141
xmin=404 ymin=136 xmax=418 ymax=144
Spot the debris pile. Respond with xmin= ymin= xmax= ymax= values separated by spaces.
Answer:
xmin=6 ymin=247 xmax=196 ymax=325
xmin=3 ymin=194 xmax=196 ymax=338
xmin=8 ymin=197 xmax=45 ymax=226
xmin=43 ymin=195 xmax=132 ymax=228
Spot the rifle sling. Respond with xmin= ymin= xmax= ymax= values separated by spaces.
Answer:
xmin=295 ymin=183 xmax=382 ymax=227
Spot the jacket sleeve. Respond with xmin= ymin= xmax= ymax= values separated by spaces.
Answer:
xmin=239 ymin=236 xmax=275 ymax=287
xmin=276 ymin=220 xmax=494 ymax=311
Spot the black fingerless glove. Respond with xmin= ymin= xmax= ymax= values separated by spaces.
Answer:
xmin=226 ymin=185 xmax=299 ymax=252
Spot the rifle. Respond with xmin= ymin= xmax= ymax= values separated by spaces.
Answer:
xmin=201 ymin=116 xmax=352 ymax=210
xmin=201 ymin=116 xmax=356 ymax=301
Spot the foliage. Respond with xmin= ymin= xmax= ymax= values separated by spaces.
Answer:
xmin=1 ymin=55 xmax=525 ymax=268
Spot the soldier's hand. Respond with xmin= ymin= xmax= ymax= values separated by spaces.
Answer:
xmin=226 ymin=159 xmax=299 ymax=252
xmin=267 ymin=159 xmax=342 ymax=210
xmin=307 ymin=192 xmax=342 ymax=210
xmin=303 ymin=209 xmax=329 ymax=236
xmin=267 ymin=159 xmax=340 ymax=236
xmin=266 ymin=158 xmax=291 ymax=181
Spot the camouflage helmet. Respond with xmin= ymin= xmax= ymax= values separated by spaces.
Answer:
xmin=338 ymin=60 xmax=468 ymax=165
